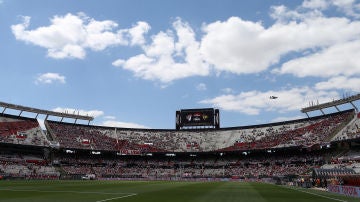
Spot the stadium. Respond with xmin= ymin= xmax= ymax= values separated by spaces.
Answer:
xmin=3 ymin=0 xmax=360 ymax=201
xmin=1 ymin=95 xmax=360 ymax=202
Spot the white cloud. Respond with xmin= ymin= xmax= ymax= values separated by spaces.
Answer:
xmin=202 ymin=15 xmax=360 ymax=76
xmin=114 ymin=19 xmax=209 ymax=83
xmin=196 ymin=83 xmax=207 ymax=91
xmin=52 ymin=107 xmax=104 ymax=117
xmin=113 ymin=3 xmax=360 ymax=83
xmin=315 ymin=76 xmax=360 ymax=91
xmin=271 ymin=115 xmax=306 ymax=123
xmin=200 ymin=87 xmax=339 ymax=115
xmin=119 ymin=13 xmax=360 ymax=83
xmin=273 ymin=0 xmax=360 ymax=21
xmin=331 ymin=0 xmax=360 ymax=18
xmin=35 ymin=72 xmax=66 ymax=84
xmin=273 ymin=40 xmax=360 ymax=77
xmin=11 ymin=13 xmax=141 ymax=59
xmin=112 ymin=59 xmax=125 ymax=67
xmin=83 ymin=18 xmax=127 ymax=51
xmin=103 ymin=115 xmax=116 ymax=120
xmin=128 ymin=21 xmax=151 ymax=46
xmin=49 ymin=109 xmax=147 ymax=129
xmin=101 ymin=120 xmax=148 ymax=129
xmin=13 ymin=4 xmax=360 ymax=84
xmin=270 ymin=5 xmax=323 ymax=23
xmin=200 ymin=17 xmax=271 ymax=74
xmin=302 ymin=0 xmax=329 ymax=10
xmin=221 ymin=88 xmax=235 ymax=94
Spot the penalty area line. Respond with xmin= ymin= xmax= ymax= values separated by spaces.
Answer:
xmin=96 ymin=193 xmax=138 ymax=202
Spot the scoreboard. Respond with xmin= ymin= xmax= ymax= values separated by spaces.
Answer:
xmin=176 ymin=108 xmax=220 ymax=130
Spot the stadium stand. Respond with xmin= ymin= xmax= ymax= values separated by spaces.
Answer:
xmin=52 ymin=149 xmax=325 ymax=179
xmin=333 ymin=112 xmax=360 ymax=141
xmin=0 ymin=113 xmax=49 ymax=146
xmin=0 ymin=106 xmax=359 ymax=188
xmin=44 ymin=109 xmax=354 ymax=153
xmin=46 ymin=120 xmax=165 ymax=153
xmin=0 ymin=153 xmax=59 ymax=179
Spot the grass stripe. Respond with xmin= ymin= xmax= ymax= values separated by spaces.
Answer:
xmin=0 ymin=181 xmax=358 ymax=202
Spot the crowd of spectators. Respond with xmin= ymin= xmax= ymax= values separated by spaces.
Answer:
xmin=323 ymin=149 xmax=360 ymax=173
xmin=0 ymin=153 xmax=59 ymax=179
xmin=0 ymin=115 xmax=49 ymax=146
xmin=46 ymin=121 xmax=165 ymax=153
xmin=221 ymin=110 xmax=353 ymax=151
xmin=55 ymin=152 xmax=325 ymax=179
xmin=3 ymin=149 xmax=357 ymax=183
xmin=333 ymin=112 xmax=360 ymax=141
xmin=1 ymin=109 xmax=359 ymax=182
xmin=44 ymin=110 xmax=354 ymax=153
xmin=46 ymin=121 xmax=118 ymax=151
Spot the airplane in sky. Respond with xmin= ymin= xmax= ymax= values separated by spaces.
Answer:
xmin=269 ymin=96 xmax=278 ymax=99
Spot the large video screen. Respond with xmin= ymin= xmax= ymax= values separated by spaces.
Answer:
xmin=180 ymin=108 xmax=214 ymax=127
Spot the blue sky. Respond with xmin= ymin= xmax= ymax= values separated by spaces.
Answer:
xmin=1 ymin=0 xmax=360 ymax=129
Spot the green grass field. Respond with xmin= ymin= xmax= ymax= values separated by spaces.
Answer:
xmin=0 ymin=180 xmax=358 ymax=202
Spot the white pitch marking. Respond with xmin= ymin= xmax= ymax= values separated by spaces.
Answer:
xmin=0 ymin=188 xmax=138 ymax=201
xmin=284 ymin=186 xmax=348 ymax=202
xmin=96 ymin=193 xmax=137 ymax=202
xmin=0 ymin=188 xmax=134 ymax=195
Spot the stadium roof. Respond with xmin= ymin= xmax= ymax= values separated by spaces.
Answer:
xmin=0 ymin=101 xmax=94 ymax=123
xmin=301 ymin=93 xmax=360 ymax=116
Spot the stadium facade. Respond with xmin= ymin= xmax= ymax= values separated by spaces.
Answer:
xmin=0 ymin=99 xmax=360 ymax=189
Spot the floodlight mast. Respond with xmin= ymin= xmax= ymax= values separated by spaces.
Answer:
xmin=0 ymin=101 xmax=94 ymax=124
xmin=300 ymin=93 xmax=360 ymax=117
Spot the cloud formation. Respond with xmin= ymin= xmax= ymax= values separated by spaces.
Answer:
xmin=273 ymin=40 xmax=360 ymax=78
xmin=200 ymin=87 xmax=339 ymax=115
xmin=113 ymin=19 xmax=209 ymax=83
xmin=12 ymin=2 xmax=360 ymax=84
xmin=315 ymin=76 xmax=360 ymax=91
xmin=101 ymin=120 xmax=149 ymax=129
xmin=11 ymin=13 xmax=149 ymax=59
xmin=35 ymin=73 xmax=66 ymax=84
xmin=52 ymin=107 xmax=104 ymax=118
xmin=11 ymin=0 xmax=360 ymax=117
xmin=51 ymin=108 xmax=148 ymax=128
xmin=114 ymin=1 xmax=360 ymax=83
xmin=196 ymin=83 xmax=207 ymax=91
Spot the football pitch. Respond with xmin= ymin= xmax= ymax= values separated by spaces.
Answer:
xmin=0 ymin=180 xmax=358 ymax=202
